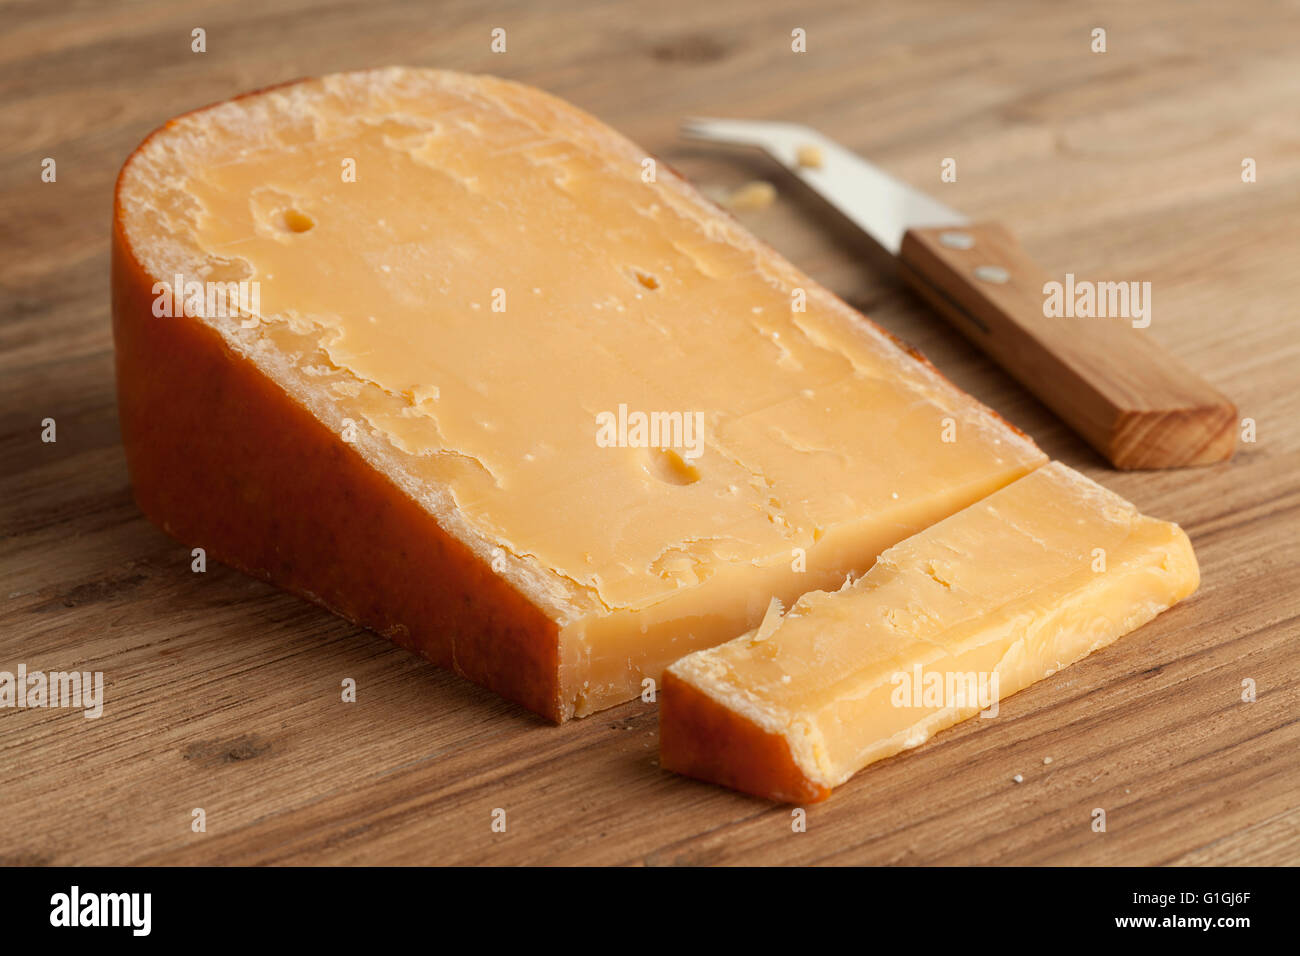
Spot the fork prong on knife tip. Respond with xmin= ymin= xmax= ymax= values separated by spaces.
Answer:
xmin=679 ymin=117 xmax=733 ymax=141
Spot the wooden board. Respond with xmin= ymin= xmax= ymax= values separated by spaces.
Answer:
xmin=2 ymin=0 xmax=1297 ymax=866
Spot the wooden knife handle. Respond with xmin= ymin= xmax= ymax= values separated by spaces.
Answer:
xmin=898 ymin=222 xmax=1237 ymax=470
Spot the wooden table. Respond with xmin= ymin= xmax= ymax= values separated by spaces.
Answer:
xmin=2 ymin=0 xmax=1297 ymax=866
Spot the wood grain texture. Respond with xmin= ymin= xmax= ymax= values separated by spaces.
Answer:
xmin=1 ymin=0 xmax=1297 ymax=866
xmin=900 ymin=222 xmax=1238 ymax=468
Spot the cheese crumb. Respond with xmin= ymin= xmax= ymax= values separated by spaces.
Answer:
xmin=724 ymin=180 xmax=776 ymax=212
xmin=751 ymin=597 xmax=786 ymax=643
xmin=1012 ymin=773 xmax=1024 ymax=784
xmin=796 ymin=144 xmax=824 ymax=169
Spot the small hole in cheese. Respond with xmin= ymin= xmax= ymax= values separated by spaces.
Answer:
xmin=281 ymin=208 xmax=315 ymax=233
xmin=643 ymin=447 xmax=700 ymax=485
xmin=633 ymin=270 xmax=659 ymax=290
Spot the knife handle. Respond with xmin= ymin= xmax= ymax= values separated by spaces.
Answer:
xmin=898 ymin=222 xmax=1237 ymax=470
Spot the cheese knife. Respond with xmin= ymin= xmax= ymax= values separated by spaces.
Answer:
xmin=681 ymin=117 xmax=1237 ymax=470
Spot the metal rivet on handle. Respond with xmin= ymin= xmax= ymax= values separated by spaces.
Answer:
xmin=939 ymin=231 xmax=974 ymax=250
xmin=974 ymin=265 xmax=1010 ymax=284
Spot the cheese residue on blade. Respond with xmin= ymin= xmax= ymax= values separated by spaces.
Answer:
xmin=795 ymin=144 xmax=823 ymax=169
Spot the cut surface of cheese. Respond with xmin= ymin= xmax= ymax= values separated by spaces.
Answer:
xmin=112 ymin=67 xmax=1044 ymax=720
xmin=660 ymin=462 xmax=1199 ymax=801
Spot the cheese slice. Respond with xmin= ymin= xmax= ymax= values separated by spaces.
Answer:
xmin=112 ymin=67 xmax=1044 ymax=721
xmin=660 ymin=462 xmax=1199 ymax=801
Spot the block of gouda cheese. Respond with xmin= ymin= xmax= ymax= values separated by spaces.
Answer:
xmin=112 ymin=68 xmax=1044 ymax=721
xmin=660 ymin=462 xmax=1199 ymax=800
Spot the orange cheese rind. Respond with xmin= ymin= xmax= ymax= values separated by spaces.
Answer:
xmin=660 ymin=671 xmax=831 ymax=804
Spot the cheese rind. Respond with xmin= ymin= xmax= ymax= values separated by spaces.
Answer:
xmin=113 ymin=68 xmax=1043 ymax=720
xmin=661 ymin=462 xmax=1200 ymax=799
